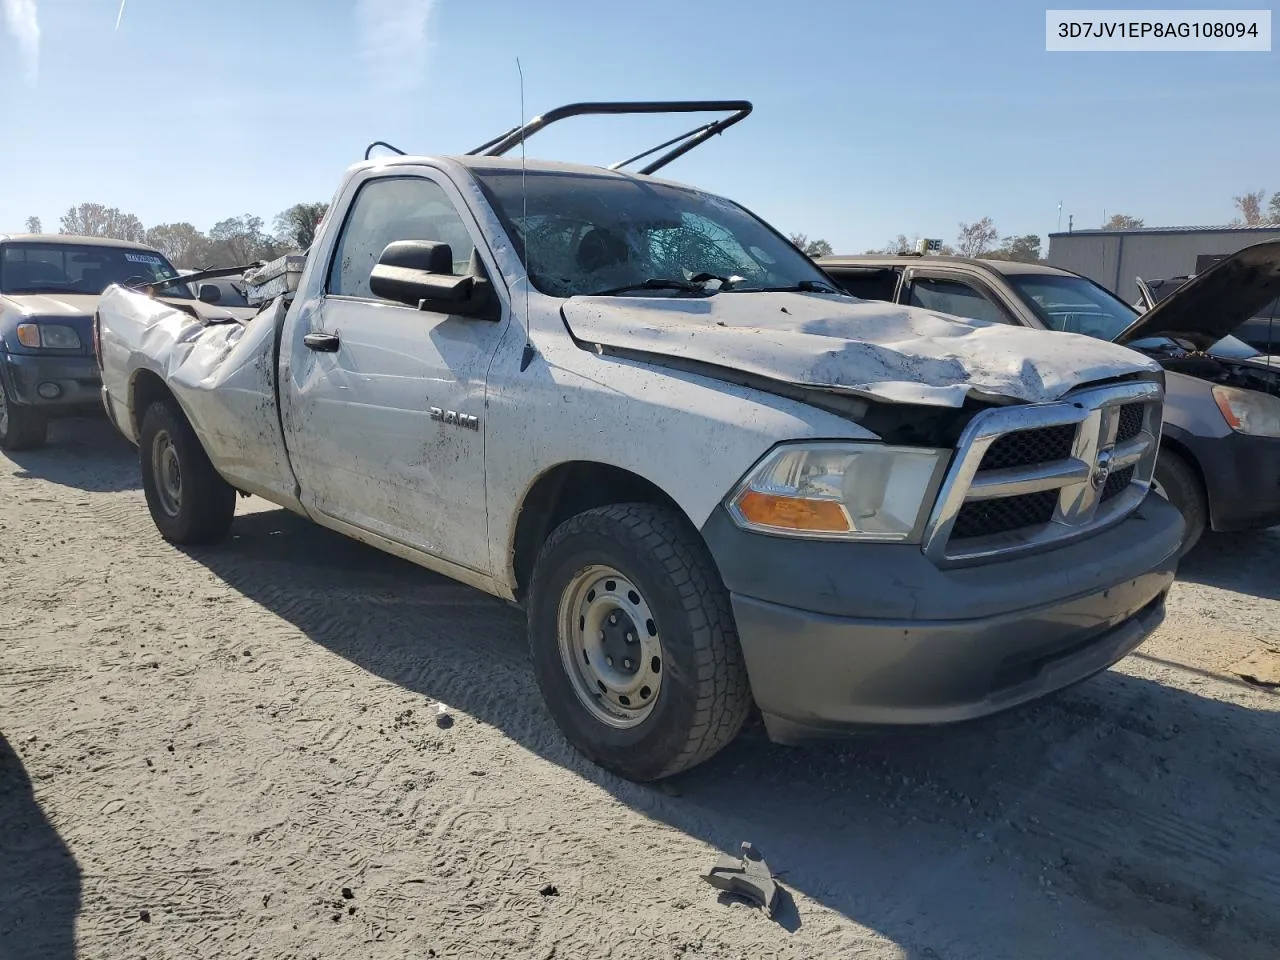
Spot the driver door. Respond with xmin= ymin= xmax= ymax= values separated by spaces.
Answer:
xmin=283 ymin=171 xmax=509 ymax=574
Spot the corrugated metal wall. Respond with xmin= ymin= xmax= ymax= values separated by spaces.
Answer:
xmin=1047 ymin=229 xmax=1280 ymax=301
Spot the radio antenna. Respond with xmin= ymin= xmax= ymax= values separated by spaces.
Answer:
xmin=517 ymin=58 xmax=536 ymax=372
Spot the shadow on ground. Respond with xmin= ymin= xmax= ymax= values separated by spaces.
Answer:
xmin=1177 ymin=527 xmax=1280 ymax=601
xmin=0 ymin=733 xmax=81 ymax=959
xmin=185 ymin=507 xmax=1280 ymax=960
xmin=1 ymin=416 xmax=139 ymax=493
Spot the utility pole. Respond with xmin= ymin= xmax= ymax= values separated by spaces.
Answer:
xmin=1057 ymin=202 xmax=1063 ymax=232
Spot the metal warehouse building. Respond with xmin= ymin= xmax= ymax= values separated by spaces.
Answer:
xmin=1047 ymin=225 xmax=1280 ymax=301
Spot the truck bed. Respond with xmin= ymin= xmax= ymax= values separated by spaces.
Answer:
xmin=96 ymin=287 xmax=299 ymax=507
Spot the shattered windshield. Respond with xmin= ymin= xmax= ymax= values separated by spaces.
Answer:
xmin=0 ymin=243 xmax=191 ymax=298
xmin=468 ymin=167 xmax=834 ymax=298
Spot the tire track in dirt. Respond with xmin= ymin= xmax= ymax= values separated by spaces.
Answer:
xmin=4 ymin=420 xmax=1280 ymax=959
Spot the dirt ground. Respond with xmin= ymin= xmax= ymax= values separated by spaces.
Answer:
xmin=2 ymin=418 xmax=1278 ymax=960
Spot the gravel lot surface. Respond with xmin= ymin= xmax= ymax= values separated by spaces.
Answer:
xmin=2 ymin=419 xmax=1278 ymax=960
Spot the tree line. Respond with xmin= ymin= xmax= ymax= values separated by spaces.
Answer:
xmin=860 ymin=220 xmax=1044 ymax=262
xmin=21 ymin=202 xmax=330 ymax=269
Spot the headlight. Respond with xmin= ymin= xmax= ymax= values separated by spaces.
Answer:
xmin=726 ymin=442 xmax=948 ymax=541
xmin=1212 ymin=385 xmax=1280 ymax=438
xmin=16 ymin=323 xmax=81 ymax=349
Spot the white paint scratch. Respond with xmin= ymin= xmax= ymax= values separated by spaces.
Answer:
xmin=2 ymin=0 xmax=39 ymax=85
xmin=355 ymin=0 xmax=437 ymax=97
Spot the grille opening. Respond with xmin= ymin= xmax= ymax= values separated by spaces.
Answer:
xmin=952 ymin=489 xmax=1058 ymax=540
xmin=1100 ymin=465 xmax=1135 ymax=502
xmin=1116 ymin=403 xmax=1145 ymax=443
xmin=978 ymin=424 xmax=1076 ymax=471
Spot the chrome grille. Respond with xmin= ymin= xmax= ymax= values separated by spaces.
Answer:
xmin=922 ymin=381 xmax=1164 ymax=564
xmin=952 ymin=490 xmax=1058 ymax=539
xmin=979 ymin=424 xmax=1076 ymax=471
xmin=1116 ymin=402 xmax=1145 ymax=443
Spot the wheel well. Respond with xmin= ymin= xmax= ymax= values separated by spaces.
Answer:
xmin=511 ymin=462 xmax=686 ymax=602
xmin=129 ymin=369 xmax=177 ymax=436
xmin=1158 ymin=434 xmax=1210 ymax=509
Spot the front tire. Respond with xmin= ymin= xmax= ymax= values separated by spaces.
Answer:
xmin=139 ymin=399 xmax=235 ymax=544
xmin=0 ymin=388 xmax=48 ymax=451
xmin=1153 ymin=449 xmax=1206 ymax=558
xmin=528 ymin=503 xmax=751 ymax=781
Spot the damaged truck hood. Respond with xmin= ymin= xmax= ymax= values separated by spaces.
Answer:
xmin=1118 ymin=239 xmax=1280 ymax=350
xmin=562 ymin=291 xmax=1159 ymax=407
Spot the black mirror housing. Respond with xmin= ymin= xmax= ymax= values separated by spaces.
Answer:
xmin=368 ymin=241 xmax=499 ymax=320
xmin=197 ymin=282 xmax=222 ymax=303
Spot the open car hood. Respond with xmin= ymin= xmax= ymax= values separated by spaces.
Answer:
xmin=560 ymin=292 xmax=1159 ymax=408
xmin=1117 ymin=240 xmax=1280 ymax=350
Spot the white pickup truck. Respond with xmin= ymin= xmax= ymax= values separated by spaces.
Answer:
xmin=94 ymin=102 xmax=1184 ymax=781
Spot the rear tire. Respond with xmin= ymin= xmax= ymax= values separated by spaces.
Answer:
xmin=528 ymin=503 xmax=752 ymax=781
xmin=139 ymin=399 xmax=235 ymax=544
xmin=1153 ymin=450 xmax=1206 ymax=558
xmin=0 ymin=388 xmax=48 ymax=451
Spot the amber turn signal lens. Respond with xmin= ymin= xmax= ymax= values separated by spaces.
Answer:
xmin=1214 ymin=391 xmax=1242 ymax=429
xmin=16 ymin=323 xmax=41 ymax=348
xmin=734 ymin=489 xmax=851 ymax=533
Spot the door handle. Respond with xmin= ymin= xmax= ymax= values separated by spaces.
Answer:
xmin=303 ymin=332 xmax=340 ymax=352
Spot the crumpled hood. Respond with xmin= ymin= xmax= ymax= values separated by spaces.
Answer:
xmin=561 ymin=291 xmax=1160 ymax=407
xmin=0 ymin=292 xmax=103 ymax=318
xmin=1120 ymin=239 xmax=1280 ymax=349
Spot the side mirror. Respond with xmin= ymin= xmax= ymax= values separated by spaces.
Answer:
xmin=368 ymin=240 xmax=499 ymax=320
xmin=197 ymin=283 xmax=222 ymax=303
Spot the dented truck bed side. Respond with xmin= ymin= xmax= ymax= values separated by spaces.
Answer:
xmin=98 ymin=288 xmax=301 ymax=511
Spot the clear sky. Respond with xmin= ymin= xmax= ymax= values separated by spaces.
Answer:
xmin=1 ymin=0 xmax=1276 ymax=252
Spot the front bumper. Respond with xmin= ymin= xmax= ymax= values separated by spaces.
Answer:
xmin=701 ymin=494 xmax=1184 ymax=741
xmin=1197 ymin=432 xmax=1280 ymax=533
xmin=0 ymin=352 xmax=102 ymax=414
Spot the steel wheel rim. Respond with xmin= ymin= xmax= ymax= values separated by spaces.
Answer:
xmin=152 ymin=429 xmax=183 ymax=517
xmin=556 ymin=564 xmax=663 ymax=729
xmin=0 ymin=389 xmax=8 ymax=436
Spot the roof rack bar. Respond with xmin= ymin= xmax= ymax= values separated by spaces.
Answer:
xmin=465 ymin=126 xmax=522 ymax=156
xmin=365 ymin=140 xmax=407 ymax=160
xmin=608 ymin=120 xmax=720 ymax=171
xmin=470 ymin=100 xmax=752 ymax=175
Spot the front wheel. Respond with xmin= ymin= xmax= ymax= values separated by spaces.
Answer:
xmin=1152 ymin=450 xmax=1206 ymax=558
xmin=139 ymin=399 xmax=235 ymax=544
xmin=528 ymin=503 xmax=752 ymax=781
xmin=0 ymin=388 xmax=48 ymax=451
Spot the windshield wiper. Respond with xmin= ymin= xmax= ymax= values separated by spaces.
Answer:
xmin=722 ymin=279 xmax=840 ymax=294
xmin=588 ymin=278 xmax=716 ymax=297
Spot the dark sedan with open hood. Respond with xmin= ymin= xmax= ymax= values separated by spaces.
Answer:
xmin=819 ymin=242 xmax=1280 ymax=554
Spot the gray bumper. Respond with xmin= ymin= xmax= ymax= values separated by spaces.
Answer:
xmin=0 ymin=352 xmax=102 ymax=414
xmin=701 ymin=494 xmax=1184 ymax=740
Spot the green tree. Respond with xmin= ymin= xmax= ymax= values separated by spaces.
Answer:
xmin=983 ymin=234 xmax=1043 ymax=263
xmin=956 ymin=217 xmax=998 ymax=257
xmin=59 ymin=203 xmax=147 ymax=242
xmin=1268 ymin=192 xmax=1280 ymax=224
xmin=788 ymin=233 xmax=834 ymax=258
xmin=203 ymin=215 xmax=282 ymax=267
xmin=1103 ymin=213 xmax=1144 ymax=230
xmin=24 ymin=216 xmax=41 ymax=233
xmin=1233 ymin=190 xmax=1266 ymax=226
xmin=274 ymin=202 xmax=329 ymax=252
xmin=145 ymin=222 xmax=208 ymax=267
